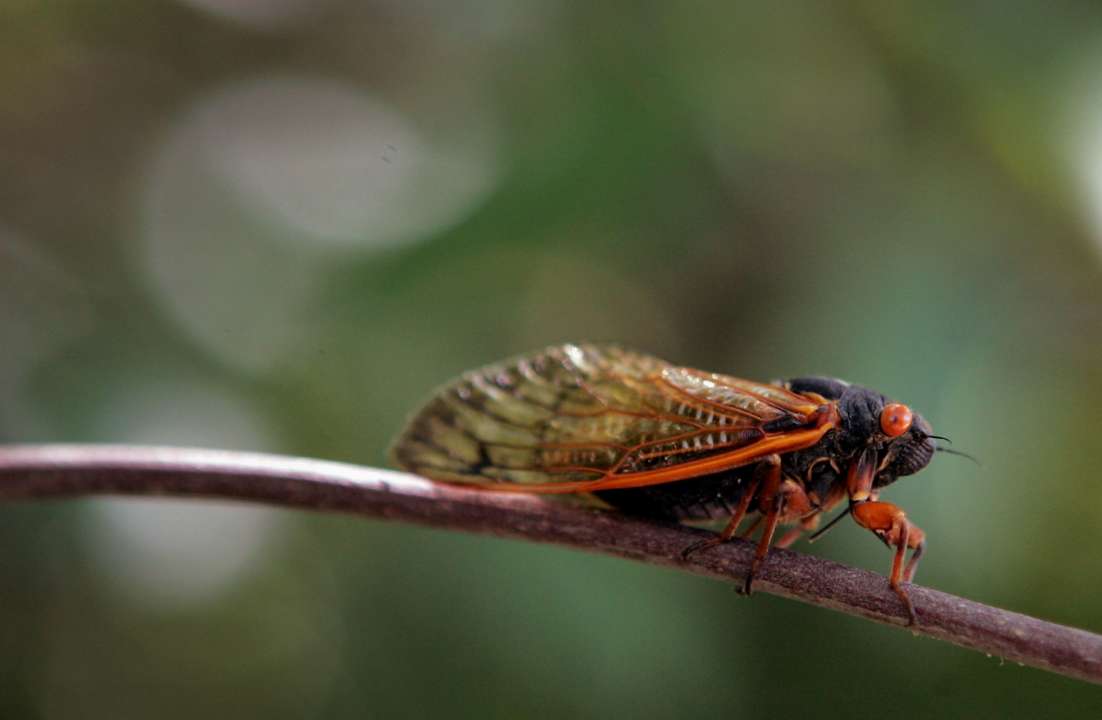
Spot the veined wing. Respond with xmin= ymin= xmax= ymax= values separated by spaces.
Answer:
xmin=390 ymin=344 xmax=835 ymax=492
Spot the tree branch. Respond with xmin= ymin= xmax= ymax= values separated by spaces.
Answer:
xmin=1 ymin=443 xmax=1099 ymax=684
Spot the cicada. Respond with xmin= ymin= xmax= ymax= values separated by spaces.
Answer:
xmin=391 ymin=344 xmax=947 ymax=623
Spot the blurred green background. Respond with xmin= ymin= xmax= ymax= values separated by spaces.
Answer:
xmin=3 ymin=1 xmax=1102 ymax=717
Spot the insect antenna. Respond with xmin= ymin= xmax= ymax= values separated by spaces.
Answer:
xmin=808 ymin=505 xmax=852 ymax=544
xmin=936 ymin=446 xmax=981 ymax=465
xmin=926 ymin=432 xmax=981 ymax=465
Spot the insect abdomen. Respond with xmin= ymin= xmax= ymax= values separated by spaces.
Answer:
xmin=594 ymin=466 xmax=757 ymax=522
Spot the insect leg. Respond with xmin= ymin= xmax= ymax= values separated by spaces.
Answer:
xmin=679 ymin=472 xmax=762 ymax=560
xmin=775 ymin=511 xmax=820 ymax=549
xmin=742 ymin=454 xmax=783 ymax=595
xmin=762 ymin=479 xmax=818 ymax=549
xmin=903 ymin=535 xmax=925 ymax=583
xmin=737 ymin=514 xmax=763 ymax=539
xmin=851 ymin=501 xmax=926 ymax=625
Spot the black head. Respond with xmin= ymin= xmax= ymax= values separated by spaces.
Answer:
xmin=838 ymin=385 xmax=934 ymax=488
xmin=788 ymin=377 xmax=936 ymax=491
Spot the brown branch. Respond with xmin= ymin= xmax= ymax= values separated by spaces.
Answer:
xmin=1 ymin=444 xmax=1100 ymax=684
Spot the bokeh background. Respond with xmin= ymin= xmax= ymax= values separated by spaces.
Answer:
xmin=3 ymin=1 xmax=1102 ymax=717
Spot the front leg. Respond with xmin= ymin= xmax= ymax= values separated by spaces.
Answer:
xmin=851 ymin=501 xmax=926 ymax=625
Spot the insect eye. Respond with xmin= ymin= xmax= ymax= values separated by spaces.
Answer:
xmin=880 ymin=403 xmax=913 ymax=438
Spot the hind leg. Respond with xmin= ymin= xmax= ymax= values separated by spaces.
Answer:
xmin=679 ymin=455 xmax=777 ymax=560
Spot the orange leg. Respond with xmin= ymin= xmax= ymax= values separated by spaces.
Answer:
xmin=852 ymin=501 xmax=927 ymax=625
xmin=741 ymin=456 xmax=784 ymax=595
xmin=903 ymin=537 xmax=925 ymax=583
xmin=679 ymin=474 xmax=762 ymax=560
xmin=744 ymin=502 xmax=781 ymax=594
xmin=775 ymin=512 xmax=821 ymax=550
xmin=738 ymin=514 xmax=764 ymax=540
xmin=679 ymin=455 xmax=806 ymax=597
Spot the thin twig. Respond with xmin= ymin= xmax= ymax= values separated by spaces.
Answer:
xmin=1 ymin=444 xmax=1100 ymax=684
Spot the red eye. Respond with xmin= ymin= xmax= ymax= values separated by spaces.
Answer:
xmin=880 ymin=403 xmax=913 ymax=437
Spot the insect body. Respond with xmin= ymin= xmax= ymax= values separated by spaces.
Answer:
xmin=391 ymin=344 xmax=940 ymax=624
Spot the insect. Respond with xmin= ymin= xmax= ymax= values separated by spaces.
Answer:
xmin=391 ymin=343 xmax=951 ymax=624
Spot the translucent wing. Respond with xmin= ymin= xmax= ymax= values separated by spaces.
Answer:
xmin=390 ymin=344 xmax=835 ymax=493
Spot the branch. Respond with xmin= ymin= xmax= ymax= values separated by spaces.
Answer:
xmin=1 ymin=444 xmax=1100 ymax=684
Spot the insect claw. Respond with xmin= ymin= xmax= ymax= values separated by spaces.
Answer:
xmin=679 ymin=537 xmax=722 ymax=561
xmin=895 ymin=584 xmax=918 ymax=626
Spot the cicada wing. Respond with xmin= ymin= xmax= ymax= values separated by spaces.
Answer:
xmin=390 ymin=344 xmax=832 ymax=492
